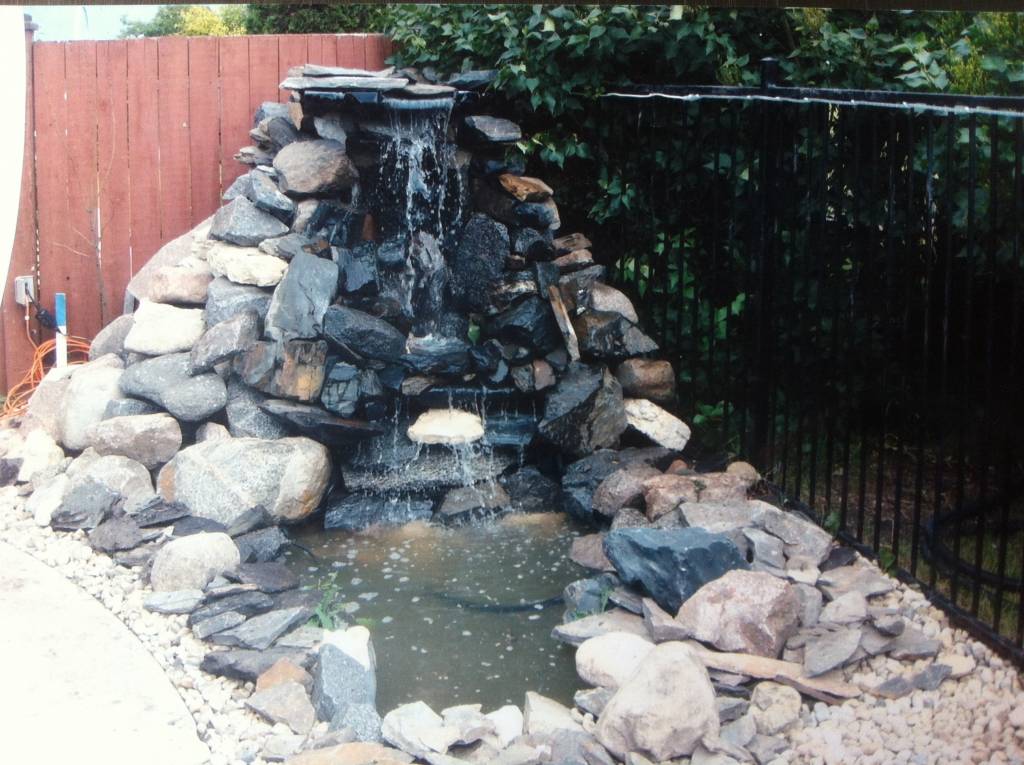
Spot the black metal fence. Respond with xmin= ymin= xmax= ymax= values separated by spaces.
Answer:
xmin=584 ymin=70 xmax=1024 ymax=660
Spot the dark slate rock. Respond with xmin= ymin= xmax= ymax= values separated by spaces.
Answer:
xmin=561 ymin=448 xmax=675 ymax=522
xmin=821 ymin=545 xmax=858 ymax=572
xmin=193 ymin=611 xmax=247 ymax=640
xmin=120 ymin=353 xmax=227 ymax=422
xmin=259 ymin=399 xmax=383 ymax=442
xmin=208 ymin=606 xmax=314 ymax=650
xmin=329 ymin=702 xmax=382 ymax=741
xmin=449 ymin=214 xmax=509 ymax=312
xmin=563 ymin=573 xmax=620 ymax=621
xmin=265 ymin=253 xmax=340 ymax=341
xmin=512 ymin=226 xmax=554 ymax=261
xmin=226 ymin=562 xmax=300 ymax=594
xmin=548 ymin=730 xmax=616 ymax=765
xmin=262 ymin=116 xmax=303 ymax=151
xmin=319 ymin=362 xmax=361 ymax=417
xmin=575 ymin=311 xmax=659 ymax=361
xmin=513 ymin=199 xmax=560 ymax=231
xmin=226 ymin=505 xmax=275 ymax=537
xmin=559 ymin=265 xmax=607 ymax=310
xmin=226 ymin=379 xmax=289 ymax=439
xmin=313 ymin=643 xmax=377 ymax=721
xmin=375 ymin=236 xmax=407 ymax=270
xmin=323 ymin=493 xmax=433 ymax=532
xmin=187 ymin=591 xmax=276 ymax=627
xmin=603 ymin=527 xmax=749 ymax=613
xmin=273 ymin=588 xmax=322 ymax=611
xmin=437 ymin=483 xmax=511 ymax=525
xmin=88 ymin=514 xmax=150 ymax=552
xmin=235 ymin=527 xmax=290 ymax=563
xmin=335 ymin=243 xmax=379 ymax=296
xmin=407 ymin=233 xmax=448 ymax=336
xmin=447 ymin=70 xmax=497 ymax=90
xmin=103 ymin=397 xmax=160 ymax=420
xmin=133 ymin=498 xmax=191 ymax=528
xmin=51 ymin=479 xmax=122 ymax=531
xmin=575 ymin=687 xmax=614 ymax=719
xmin=200 ymin=647 xmax=313 ymax=682
xmin=204 ymin=277 xmax=272 ymax=328
xmin=210 ymin=197 xmax=289 ymax=247
xmin=223 ymin=173 xmax=253 ymax=202
xmin=259 ymin=232 xmax=324 ymax=262
xmin=189 ymin=310 xmax=260 ymax=374
xmin=913 ymin=663 xmax=952 ymax=691
xmin=537 ymin=362 xmax=628 ymax=458
xmin=172 ymin=516 xmax=229 ymax=537
xmin=253 ymin=101 xmax=290 ymax=127
xmin=248 ymin=169 xmax=297 ymax=222
xmin=401 ymin=336 xmax=472 ymax=376
xmin=874 ymin=675 xmax=914 ymax=699
xmin=483 ymin=295 xmax=561 ymax=355
xmin=483 ymin=411 xmax=537 ymax=448
xmin=499 ymin=466 xmax=561 ymax=514
xmin=462 ymin=115 xmax=521 ymax=143
xmin=0 ymin=458 xmax=20 ymax=487
xmin=323 ymin=305 xmax=407 ymax=362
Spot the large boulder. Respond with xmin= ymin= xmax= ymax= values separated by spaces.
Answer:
xmin=673 ymin=569 xmax=801 ymax=658
xmin=448 ymin=214 xmax=509 ymax=312
xmin=60 ymin=355 xmax=126 ymax=451
xmin=538 ymin=363 xmax=627 ymax=457
xmin=157 ymin=437 xmax=330 ymax=526
xmin=149 ymin=532 xmax=241 ymax=592
xmin=595 ymin=642 xmax=718 ymax=760
xmin=22 ymin=366 xmax=75 ymax=440
xmin=147 ymin=260 xmax=213 ymax=305
xmin=126 ymin=217 xmax=214 ymax=303
xmin=265 ymin=252 xmax=339 ymax=341
xmin=120 ymin=353 xmax=227 ymax=422
xmin=88 ymin=314 xmax=134 ymax=361
xmin=247 ymin=169 xmax=297 ymax=222
xmin=322 ymin=306 xmax=407 ymax=362
xmin=273 ymin=139 xmax=358 ymax=197
xmin=312 ymin=627 xmax=377 ymax=721
xmin=204 ymin=277 xmax=272 ymax=327
xmin=65 ymin=450 xmax=155 ymax=513
xmin=83 ymin=413 xmax=182 ymax=469
xmin=603 ymin=527 xmax=748 ymax=614
xmin=189 ymin=310 xmax=260 ymax=374
xmin=575 ymin=632 xmax=655 ymax=690
xmin=226 ymin=379 xmax=289 ymax=439
xmin=210 ymin=197 xmax=289 ymax=246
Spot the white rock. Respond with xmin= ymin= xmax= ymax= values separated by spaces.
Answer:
xmin=483 ymin=705 xmax=523 ymax=749
xmin=587 ymin=283 xmax=639 ymax=323
xmin=322 ymin=625 xmax=375 ymax=671
xmin=623 ymin=398 xmax=691 ymax=451
xmin=749 ymin=681 xmax=802 ymax=735
xmin=22 ymin=366 xmax=75 ymax=441
xmin=123 ymin=300 xmax=206 ymax=355
xmin=149 ymin=532 xmax=240 ymax=592
xmin=17 ymin=429 xmax=65 ymax=483
xmin=407 ymin=409 xmax=484 ymax=445
xmin=523 ymin=691 xmax=583 ymax=736
xmin=575 ymin=631 xmax=655 ymax=690
xmin=820 ymin=591 xmax=868 ymax=625
xmin=381 ymin=701 xmax=460 ymax=758
xmin=207 ymin=243 xmax=288 ymax=287
xmin=26 ymin=473 xmax=69 ymax=526
xmin=60 ymin=354 xmax=125 ymax=451
xmin=66 ymin=450 xmax=155 ymax=514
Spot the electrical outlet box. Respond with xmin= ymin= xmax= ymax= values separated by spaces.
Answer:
xmin=13 ymin=276 xmax=35 ymax=307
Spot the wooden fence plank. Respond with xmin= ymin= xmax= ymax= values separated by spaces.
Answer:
xmin=157 ymin=37 xmax=191 ymax=243
xmin=188 ymin=37 xmax=221 ymax=226
xmin=126 ymin=38 xmax=161 ymax=275
xmin=305 ymin=35 xmax=322 ymax=67
xmin=317 ymin=35 xmax=337 ymax=67
xmin=277 ymin=35 xmax=307 ymax=103
xmin=3 ymin=28 xmax=39 ymax=387
xmin=365 ymin=34 xmax=387 ymax=69
xmin=33 ymin=43 xmax=71 ymax=348
xmin=248 ymin=35 xmax=279 ymax=117
xmin=337 ymin=35 xmax=359 ymax=68
xmin=218 ymin=36 xmax=250 ymax=193
xmin=96 ymin=40 xmax=132 ymax=324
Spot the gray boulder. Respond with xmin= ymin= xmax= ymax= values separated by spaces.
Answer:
xmin=248 ymin=169 xmax=297 ymax=222
xmin=226 ymin=379 xmax=289 ymax=439
xmin=189 ymin=310 xmax=260 ymax=374
xmin=265 ymin=253 xmax=339 ymax=340
xmin=120 ymin=353 xmax=227 ymax=422
xmin=210 ymin=197 xmax=289 ymax=246
xmin=538 ymin=363 xmax=627 ymax=457
xmin=323 ymin=493 xmax=433 ymax=532
xmin=83 ymin=413 xmax=182 ymax=469
xmin=149 ymin=532 xmax=241 ymax=592
xmin=313 ymin=643 xmax=377 ymax=721
xmin=60 ymin=354 xmax=126 ymax=451
xmin=272 ymin=139 xmax=358 ymax=197
xmin=204 ymin=277 xmax=272 ymax=328
xmin=89 ymin=314 xmax=134 ymax=361
xmin=323 ymin=305 xmax=407 ymax=362
xmin=65 ymin=450 xmax=155 ymax=514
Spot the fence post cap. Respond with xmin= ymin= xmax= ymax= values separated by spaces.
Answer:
xmin=24 ymin=14 xmax=38 ymax=33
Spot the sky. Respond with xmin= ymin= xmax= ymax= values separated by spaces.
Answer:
xmin=26 ymin=5 xmax=163 ymax=41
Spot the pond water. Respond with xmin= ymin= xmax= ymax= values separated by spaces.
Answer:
xmin=284 ymin=512 xmax=586 ymax=712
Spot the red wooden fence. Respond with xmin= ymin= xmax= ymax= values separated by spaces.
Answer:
xmin=4 ymin=28 xmax=392 ymax=391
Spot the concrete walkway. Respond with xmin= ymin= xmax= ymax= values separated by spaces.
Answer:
xmin=0 ymin=542 xmax=209 ymax=765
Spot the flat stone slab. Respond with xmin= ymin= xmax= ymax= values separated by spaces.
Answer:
xmin=0 ymin=542 xmax=208 ymax=764
xmin=407 ymin=408 xmax=485 ymax=445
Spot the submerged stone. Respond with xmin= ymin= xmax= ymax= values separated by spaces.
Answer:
xmin=323 ymin=492 xmax=434 ymax=531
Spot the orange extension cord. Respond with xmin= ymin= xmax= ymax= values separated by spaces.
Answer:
xmin=0 ymin=305 xmax=91 ymax=421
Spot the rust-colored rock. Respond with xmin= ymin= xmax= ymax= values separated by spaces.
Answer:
xmin=592 ymin=463 xmax=663 ymax=518
xmin=256 ymin=657 xmax=313 ymax=693
xmin=498 ymin=173 xmax=553 ymax=202
xmin=616 ymin=359 xmax=676 ymax=405
xmin=642 ymin=472 xmax=752 ymax=520
xmin=570 ymin=533 xmax=615 ymax=572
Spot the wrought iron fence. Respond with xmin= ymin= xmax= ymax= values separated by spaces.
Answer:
xmin=584 ymin=66 xmax=1024 ymax=661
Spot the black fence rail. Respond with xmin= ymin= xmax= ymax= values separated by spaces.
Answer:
xmin=584 ymin=70 xmax=1024 ymax=660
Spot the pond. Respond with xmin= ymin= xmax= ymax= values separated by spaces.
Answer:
xmin=284 ymin=512 xmax=587 ymax=712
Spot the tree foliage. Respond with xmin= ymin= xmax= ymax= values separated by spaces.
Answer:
xmin=243 ymin=4 xmax=390 ymax=34
xmin=119 ymin=5 xmax=245 ymax=38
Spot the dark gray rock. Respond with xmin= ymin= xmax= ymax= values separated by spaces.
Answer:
xmin=235 ymin=527 xmax=290 ymax=563
xmin=748 ymin=735 xmax=788 ymax=765
xmin=312 ymin=643 xmax=377 ymax=721
xmin=204 ymin=277 xmax=272 ymax=328
xmin=513 ymin=198 xmax=560 ymax=231
xmin=335 ymin=243 xmax=379 ymax=296
xmin=261 ymin=116 xmax=303 ymax=151
xmin=574 ymin=311 xmax=659 ymax=361
xmin=538 ymin=363 xmax=628 ymax=458
xmin=323 ymin=306 xmax=407 ymax=362
xmin=172 ymin=516 xmax=229 ymax=537
xmin=226 ymin=379 xmax=289 ymax=439
xmin=512 ymin=226 xmax=554 ymax=260
xmin=329 ymin=702 xmax=382 ymax=741
xmin=447 ymin=70 xmax=497 ymax=90
xmin=499 ymin=466 xmax=560 ymax=514
xmin=208 ymin=606 xmax=314 ymax=650
xmin=886 ymin=626 xmax=940 ymax=660
xmin=407 ymin=233 xmax=447 ymax=336
xmin=88 ymin=513 xmax=149 ymax=552
xmin=120 ymin=353 xmax=227 ymax=422
xmin=187 ymin=591 xmax=276 ymax=627
xmin=259 ymin=232 xmax=324 ymax=262
xmin=603 ymin=527 xmax=749 ymax=614
xmin=102 ymin=397 xmax=160 ymax=420
xmin=574 ymin=687 xmax=614 ymax=718
xmin=227 ymin=562 xmax=300 ymax=594
xmin=560 ymin=447 xmax=675 ymax=522
xmin=463 ymin=115 xmax=521 ymax=143
xmin=563 ymin=573 xmax=619 ymax=620
xmin=449 ymin=214 xmax=509 ymax=312
xmin=874 ymin=675 xmax=914 ymax=699
xmin=483 ymin=295 xmax=561 ymax=355
xmin=253 ymin=101 xmax=290 ymax=127
xmin=144 ymin=589 xmax=205 ymax=615
xmin=320 ymin=363 xmax=383 ymax=419
xmin=200 ymin=647 xmax=313 ymax=682
xmin=265 ymin=253 xmax=339 ymax=341
xmin=133 ymin=498 xmax=191 ymax=528
xmin=259 ymin=399 xmax=383 ymax=442
xmin=193 ymin=611 xmax=247 ymax=640
xmin=547 ymin=730 xmax=616 ymax=765
xmin=51 ymin=479 xmax=122 ymax=531
xmin=913 ymin=663 xmax=952 ymax=691
xmin=226 ymin=505 xmax=275 ymax=537
xmin=803 ymin=626 xmax=862 ymax=676
xmin=189 ymin=310 xmax=260 ymax=374
xmin=222 ymin=172 xmax=253 ymax=202
xmin=210 ymin=197 xmax=289 ymax=247
xmin=248 ymin=169 xmax=297 ymax=222
xmin=437 ymin=482 xmax=511 ymax=525
xmin=401 ymin=336 xmax=472 ymax=376
xmin=323 ymin=492 xmax=433 ymax=531
xmin=273 ymin=139 xmax=358 ymax=197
